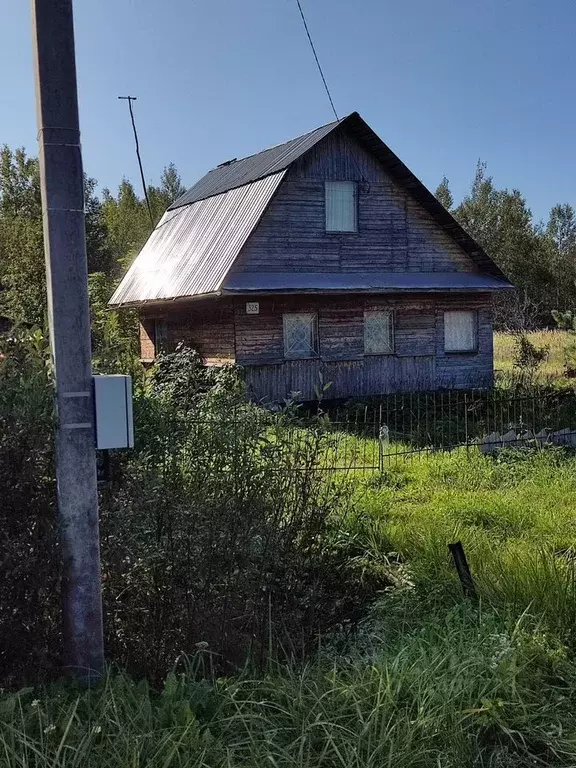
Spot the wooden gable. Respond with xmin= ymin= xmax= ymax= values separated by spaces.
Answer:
xmin=228 ymin=126 xmax=478 ymax=277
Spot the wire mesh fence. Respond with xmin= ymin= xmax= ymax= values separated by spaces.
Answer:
xmin=176 ymin=389 xmax=576 ymax=476
xmin=316 ymin=388 xmax=576 ymax=469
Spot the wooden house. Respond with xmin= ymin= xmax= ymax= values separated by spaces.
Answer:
xmin=110 ymin=112 xmax=513 ymax=401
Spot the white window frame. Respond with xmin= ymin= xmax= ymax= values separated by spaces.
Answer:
xmin=364 ymin=310 xmax=394 ymax=355
xmin=325 ymin=181 xmax=358 ymax=233
xmin=283 ymin=313 xmax=319 ymax=360
xmin=444 ymin=310 xmax=478 ymax=353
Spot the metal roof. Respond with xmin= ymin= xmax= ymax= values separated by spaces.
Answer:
xmin=223 ymin=272 xmax=514 ymax=294
xmin=111 ymin=112 xmax=512 ymax=307
xmin=169 ymin=120 xmax=340 ymax=209
xmin=168 ymin=111 xmax=506 ymax=281
xmin=109 ymin=172 xmax=285 ymax=306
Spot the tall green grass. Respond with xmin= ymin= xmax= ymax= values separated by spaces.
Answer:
xmin=3 ymin=605 xmax=576 ymax=767
xmin=5 ymin=445 xmax=576 ymax=766
xmin=353 ymin=446 xmax=576 ymax=633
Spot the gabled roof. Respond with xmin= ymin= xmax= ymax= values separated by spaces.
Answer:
xmin=109 ymin=173 xmax=285 ymax=306
xmin=110 ymin=112 xmax=512 ymax=307
xmin=169 ymin=120 xmax=339 ymax=209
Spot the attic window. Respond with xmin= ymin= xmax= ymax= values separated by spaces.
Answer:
xmin=283 ymin=313 xmax=318 ymax=359
xmin=325 ymin=181 xmax=357 ymax=232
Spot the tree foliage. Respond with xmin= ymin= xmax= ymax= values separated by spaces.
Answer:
xmin=434 ymin=176 xmax=453 ymax=211
xmin=439 ymin=162 xmax=576 ymax=328
xmin=0 ymin=145 xmax=186 ymax=363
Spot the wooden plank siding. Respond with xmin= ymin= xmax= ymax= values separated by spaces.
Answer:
xmin=139 ymin=293 xmax=493 ymax=400
xmin=229 ymin=129 xmax=477 ymax=277
xmin=140 ymin=300 xmax=236 ymax=364
xmin=136 ymin=125 xmax=495 ymax=399
xmin=235 ymin=294 xmax=492 ymax=401
xmin=139 ymin=319 xmax=156 ymax=362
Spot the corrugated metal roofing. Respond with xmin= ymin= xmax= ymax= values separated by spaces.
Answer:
xmin=223 ymin=272 xmax=514 ymax=293
xmin=109 ymin=172 xmax=285 ymax=306
xmin=167 ymin=111 xmax=506 ymax=281
xmin=169 ymin=119 xmax=340 ymax=209
xmin=111 ymin=112 xmax=512 ymax=307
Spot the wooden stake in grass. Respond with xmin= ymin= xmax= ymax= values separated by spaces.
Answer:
xmin=448 ymin=542 xmax=478 ymax=602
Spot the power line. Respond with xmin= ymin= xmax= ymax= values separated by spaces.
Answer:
xmin=294 ymin=0 xmax=339 ymax=122
xmin=118 ymin=96 xmax=154 ymax=228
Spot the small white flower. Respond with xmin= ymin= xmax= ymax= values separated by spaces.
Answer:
xmin=31 ymin=699 xmax=40 ymax=709
xmin=43 ymin=724 xmax=56 ymax=734
xmin=92 ymin=725 xmax=102 ymax=734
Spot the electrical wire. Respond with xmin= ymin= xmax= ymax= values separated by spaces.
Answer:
xmin=294 ymin=0 xmax=339 ymax=122
xmin=293 ymin=0 xmax=368 ymax=186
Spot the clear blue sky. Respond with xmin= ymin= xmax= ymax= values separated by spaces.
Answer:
xmin=2 ymin=0 xmax=575 ymax=222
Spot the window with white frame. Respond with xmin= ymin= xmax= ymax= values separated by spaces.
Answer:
xmin=444 ymin=310 xmax=477 ymax=352
xmin=283 ymin=313 xmax=318 ymax=359
xmin=364 ymin=310 xmax=394 ymax=355
xmin=325 ymin=181 xmax=357 ymax=232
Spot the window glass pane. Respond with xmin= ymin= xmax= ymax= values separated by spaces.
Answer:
xmin=444 ymin=311 xmax=476 ymax=352
xmin=364 ymin=311 xmax=394 ymax=354
xmin=283 ymin=313 xmax=318 ymax=359
xmin=325 ymin=181 xmax=357 ymax=232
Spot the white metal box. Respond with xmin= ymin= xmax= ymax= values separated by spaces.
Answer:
xmin=93 ymin=375 xmax=134 ymax=450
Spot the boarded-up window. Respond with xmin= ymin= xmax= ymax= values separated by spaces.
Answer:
xmin=283 ymin=313 xmax=318 ymax=359
xmin=444 ymin=310 xmax=477 ymax=352
xmin=364 ymin=310 xmax=394 ymax=354
xmin=325 ymin=181 xmax=357 ymax=232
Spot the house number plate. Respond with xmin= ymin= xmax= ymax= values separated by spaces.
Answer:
xmin=246 ymin=302 xmax=260 ymax=315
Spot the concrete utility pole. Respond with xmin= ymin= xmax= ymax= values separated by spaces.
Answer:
xmin=31 ymin=0 xmax=104 ymax=678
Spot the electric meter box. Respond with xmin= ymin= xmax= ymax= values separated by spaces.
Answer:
xmin=93 ymin=375 xmax=134 ymax=450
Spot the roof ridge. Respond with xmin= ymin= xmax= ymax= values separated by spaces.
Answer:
xmin=169 ymin=114 xmax=356 ymax=209
xmin=207 ymin=115 xmax=343 ymax=171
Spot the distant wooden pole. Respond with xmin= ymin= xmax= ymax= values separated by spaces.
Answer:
xmin=31 ymin=0 xmax=104 ymax=678
xmin=118 ymin=96 xmax=154 ymax=227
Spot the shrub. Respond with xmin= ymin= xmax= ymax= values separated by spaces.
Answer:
xmin=100 ymin=349 xmax=381 ymax=680
xmin=511 ymin=333 xmax=549 ymax=388
xmin=88 ymin=272 xmax=140 ymax=378
xmin=561 ymin=341 xmax=576 ymax=378
xmin=0 ymin=342 xmax=386 ymax=686
xmin=0 ymin=328 xmax=59 ymax=687
xmin=551 ymin=309 xmax=576 ymax=332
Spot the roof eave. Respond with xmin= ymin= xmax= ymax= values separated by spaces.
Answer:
xmin=221 ymin=285 xmax=514 ymax=296
xmin=109 ymin=291 xmax=221 ymax=311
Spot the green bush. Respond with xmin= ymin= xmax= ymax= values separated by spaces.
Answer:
xmin=100 ymin=348 xmax=383 ymax=680
xmin=0 ymin=341 xmax=386 ymax=686
xmin=511 ymin=333 xmax=550 ymax=389
xmin=0 ymin=328 xmax=59 ymax=687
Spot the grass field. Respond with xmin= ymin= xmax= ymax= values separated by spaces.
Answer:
xmin=494 ymin=329 xmax=574 ymax=386
xmin=5 ymin=446 xmax=576 ymax=766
